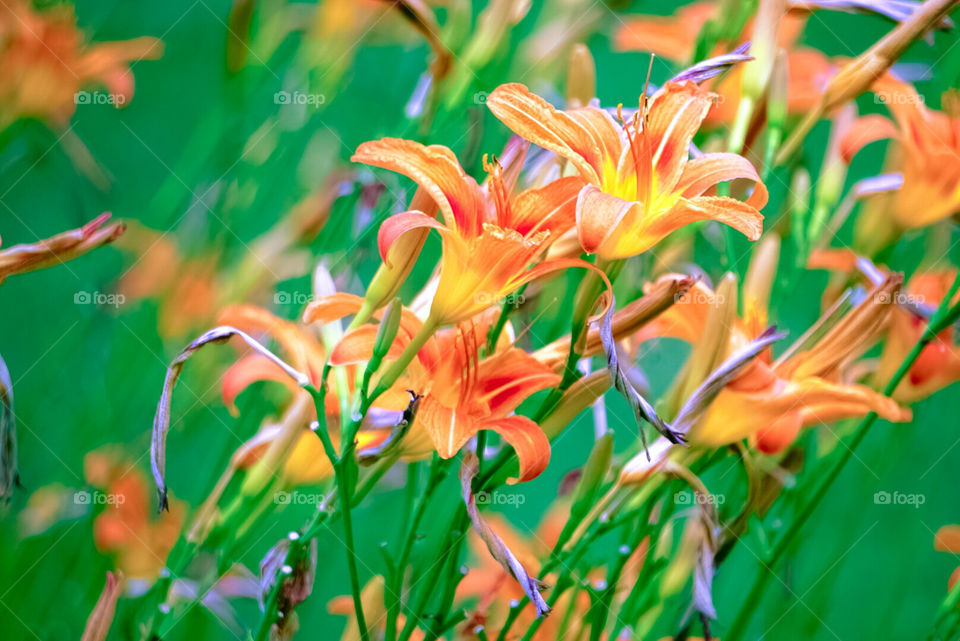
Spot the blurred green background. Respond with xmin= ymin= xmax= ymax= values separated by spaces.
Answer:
xmin=1 ymin=1 xmax=960 ymax=639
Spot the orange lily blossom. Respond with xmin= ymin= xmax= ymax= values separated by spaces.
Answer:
xmin=352 ymin=137 xmax=596 ymax=327
xmin=305 ymin=294 xmax=558 ymax=483
xmin=634 ymin=274 xmax=911 ymax=453
xmin=486 ymin=80 xmax=768 ymax=259
xmin=842 ymin=75 xmax=960 ymax=230
xmin=876 ymin=268 xmax=960 ymax=402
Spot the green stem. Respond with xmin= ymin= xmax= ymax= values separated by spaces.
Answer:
xmin=385 ymin=457 xmax=447 ymax=641
xmin=304 ymin=383 xmax=371 ymax=641
xmin=725 ymin=274 xmax=960 ymax=641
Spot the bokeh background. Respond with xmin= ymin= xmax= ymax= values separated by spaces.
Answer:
xmin=1 ymin=1 xmax=960 ymax=639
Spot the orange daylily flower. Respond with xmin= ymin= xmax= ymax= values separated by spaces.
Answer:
xmin=353 ymin=138 xmax=591 ymax=325
xmin=486 ymin=81 xmax=767 ymax=259
xmin=877 ymin=268 xmax=960 ymax=402
xmin=0 ymin=0 xmax=161 ymax=130
xmin=306 ymin=294 xmax=558 ymax=483
xmin=635 ymin=274 xmax=911 ymax=452
xmin=843 ymin=75 xmax=960 ymax=230
xmin=613 ymin=1 xmax=831 ymax=128
xmin=84 ymin=450 xmax=183 ymax=586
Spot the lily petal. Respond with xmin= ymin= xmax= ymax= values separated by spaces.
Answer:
xmin=485 ymin=415 xmax=551 ymax=484
xmin=352 ymin=138 xmax=485 ymax=234
xmin=222 ymin=354 xmax=296 ymax=414
xmin=475 ymin=348 xmax=561 ymax=415
xmin=839 ymin=114 xmax=899 ymax=162
xmin=487 ymin=83 xmax=620 ymax=185
xmin=510 ymin=175 xmax=585 ymax=238
xmin=575 ymin=184 xmax=637 ymax=256
xmin=640 ymin=81 xmax=715 ymax=193
xmin=377 ymin=210 xmax=447 ymax=265
xmin=675 ymin=152 xmax=769 ymax=208
xmin=648 ymin=196 xmax=764 ymax=246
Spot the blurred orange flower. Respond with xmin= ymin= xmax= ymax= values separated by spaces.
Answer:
xmin=877 ymin=268 xmax=960 ymax=402
xmin=85 ymin=450 xmax=183 ymax=587
xmin=487 ymin=81 xmax=767 ymax=259
xmin=843 ymin=75 xmax=960 ymax=230
xmin=613 ymin=1 xmax=831 ymax=128
xmin=0 ymin=0 xmax=161 ymax=130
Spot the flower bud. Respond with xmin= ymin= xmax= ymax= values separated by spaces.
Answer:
xmin=566 ymin=43 xmax=595 ymax=108
xmin=569 ymin=430 xmax=613 ymax=519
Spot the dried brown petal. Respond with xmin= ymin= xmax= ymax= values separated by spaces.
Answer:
xmin=81 ymin=571 xmax=123 ymax=641
xmin=0 ymin=213 xmax=125 ymax=284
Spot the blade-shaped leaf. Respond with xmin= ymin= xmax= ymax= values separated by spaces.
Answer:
xmin=673 ymin=326 xmax=787 ymax=435
xmin=671 ymin=42 xmax=753 ymax=84
xmin=151 ymin=326 xmax=310 ymax=511
xmin=460 ymin=453 xmax=550 ymax=617
xmin=600 ymin=295 xmax=684 ymax=446
xmin=0 ymin=353 xmax=15 ymax=501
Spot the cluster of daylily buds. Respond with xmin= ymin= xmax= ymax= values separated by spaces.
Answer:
xmin=1 ymin=0 xmax=953 ymax=639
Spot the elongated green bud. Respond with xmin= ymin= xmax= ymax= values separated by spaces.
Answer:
xmin=372 ymin=297 xmax=403 ymax=364
xmin=569 ymin=430 xmax=613 ymax=520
